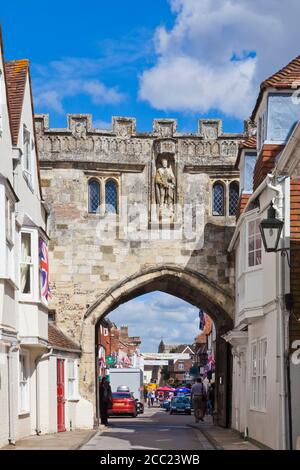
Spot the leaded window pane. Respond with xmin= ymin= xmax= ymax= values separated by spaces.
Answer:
xmin=105 ymin=180 xmax=118 ymax=214
xmin=88 ymin=180 xmax=100 ymax=213
xmin=229 ymin=182 xmax=239 ymax=216
xmin=213 ymin=183 xmax=224 ymax=216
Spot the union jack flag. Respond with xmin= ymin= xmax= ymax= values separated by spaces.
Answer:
xmin=39 ymin=237 xmax=50 ymax=303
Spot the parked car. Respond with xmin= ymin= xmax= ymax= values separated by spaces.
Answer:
xmin=170 ymin=396 xmax=192 ymax=415
xmin=135 ymin=399 xmax=144 ymax=414
xmin=109 ymin=392 xmax=138 ymax=417
xmin=117 ymin=385 xmax=130 ymax=392
xmin=162 ymin=399 xmax=171 ymax=411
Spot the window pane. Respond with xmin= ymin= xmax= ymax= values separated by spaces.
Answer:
xmin=244 ymin=154 xmax=256 ymax=193
xmin=248 ymin=252 xmax=254 ymax=267
xmin=229 ymin=182 xmax=239 ymax=216
xmin=20 ymin=233 xmax=31 ymax=294
xmin=88 ymin=180 xmax=100 ymax=213
xmin=213 ymin=183 xmax=224 ymax=216
xmin=249 ymin=236 xmax=255 ymax=252
xmin=105 ymin=180 xmax=118 ymax=214
xmin=255 ymin=250 xmax=262 ymax=265
xmin=249 ymin=221 xmax=255 ymax=236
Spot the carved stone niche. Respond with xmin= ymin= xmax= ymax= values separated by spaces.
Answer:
xmin=153 ymin=119 xmax=177 ymax=138
xmin=68 ymin=114 xmax=92 ymax=138
xmin=153 ymin=138 xmax=177 ymax=156
xmin=34 ymin=114 xmax=49 ymax=135
xmin=113 ymin=117 xmax=136 ymax=137
xmin=198 ymin=119 xmax=222 ymax=140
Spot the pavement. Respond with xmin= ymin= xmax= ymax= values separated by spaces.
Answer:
xmin=80 ymin=408 xmax=261 ymax=451
xmin=1 ymin=429 xmax=97 ymax=450
xmin=1 ymin=408 xmax=261 ymax=451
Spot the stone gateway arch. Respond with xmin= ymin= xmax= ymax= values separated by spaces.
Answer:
xmin=35 ymin=114 xmax=246 ymax=427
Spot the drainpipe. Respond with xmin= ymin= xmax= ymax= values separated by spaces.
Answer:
xmin=35 ymin=347 xmax=53 ymax=435
xmin=7 ymin=341 xmax=20 ymax=445
xmin=268 ymin=175 xmax=289 ymax=449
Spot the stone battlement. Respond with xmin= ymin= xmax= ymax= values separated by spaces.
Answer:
xmin=35 ymin=113 xmax=246 ymax=140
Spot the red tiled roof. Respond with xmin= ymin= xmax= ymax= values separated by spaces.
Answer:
xmin=251 ymin=55 xmax=300 ymax=120
xmin=240 ymin=135 xmax=257 ymax=149
xmin=48 ymin=323 xmax=81 ymax=352
xmin=5 ymin=60 xmax=29 ymax=146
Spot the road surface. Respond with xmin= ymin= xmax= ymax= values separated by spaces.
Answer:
xmin=80 ymin=407 xmax=215 ymax=450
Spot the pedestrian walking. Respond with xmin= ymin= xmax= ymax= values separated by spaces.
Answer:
xmin=191 ymin=377 xmax=207 ymax=423
xmin=151 ymin=391 xmax=155 ymax=407
xmin=99 ymin=377 xmax=112 ymax=426
xmin=147 ymin=390 xmax=152 ymax=408
xmin=207 ymin=383 xmax=215 ymax=415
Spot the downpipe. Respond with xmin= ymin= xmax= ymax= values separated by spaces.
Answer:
xmin=35 ymin=348 xmax=53 ymax=435
xmin=7 ymin=341 xmax=20 ymax=445
xmin=269 ymin=174 xmax=289 ymax=449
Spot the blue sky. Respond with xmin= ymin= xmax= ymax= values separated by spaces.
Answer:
xmin=2 ymin=0 xmax=300 ymax=348
xmin=108 ymin=292 xmax=200 ymax=353
xmin=2 ymin=1 xmax=300 ymax=133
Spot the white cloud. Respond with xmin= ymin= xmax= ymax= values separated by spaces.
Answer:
xmin=139 ymin=0 xmax=300 ymax=119
xmin=109 ymin=292 xmax=201 ymax=352
xmin=32 ymin=59 xmax=125 ymax=114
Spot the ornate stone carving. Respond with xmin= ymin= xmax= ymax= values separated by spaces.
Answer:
xmin=154 ymin=138 xmax=176 ymax=156
xmin=153 ymin=119 xmax=177 ymax=138
xmin=155 ymin=156 xmax=176 ymax=212
xmin=113 ymin=117 xmax=136 ymax=137
xmin=211 ymin=141 xmax=220 ymax=156
xmin=199 ymin=119 xmax=222 ymax=139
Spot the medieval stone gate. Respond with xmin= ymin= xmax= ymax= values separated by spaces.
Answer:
xmin=35 ymin=114 xmax=246 ymax=427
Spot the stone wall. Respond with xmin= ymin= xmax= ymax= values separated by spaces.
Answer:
xmin=36 ymin=114 xmax=245 ymax=422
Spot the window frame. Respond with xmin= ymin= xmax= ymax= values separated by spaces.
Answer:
xmin=212 ymin=181 xmax=225 ymax=217
xmin=66 ymin=359 xmax=79 ymax=401
xmin=18 ymin=350 xmax=30 ymax=415
xmin=247 ymin=218 xmax=262 ymax=270
xmin=23 ymin=125 xmax=33 ymax=189
xmin=229 ymin=181 xmax=239 ymax=217
xmin=250 ymin=338 xmax=267 ymax=412
xmin=105 ymin=178 xmax=119 ymax=215
xmin=88 ymin=178 xmax=101 ymax=214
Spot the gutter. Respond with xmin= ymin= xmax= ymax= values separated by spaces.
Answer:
xmin=7 ymin=341 xmax=20 ymax=445
xmin=35 ymin=347 xmax=53 ymax=435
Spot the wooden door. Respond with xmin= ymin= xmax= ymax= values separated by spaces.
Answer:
xmin=57 ymin=359 xmax=66 ymax=432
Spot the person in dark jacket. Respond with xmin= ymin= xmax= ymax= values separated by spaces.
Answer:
xmin=99 ymin=377 xmax=112 ymax=426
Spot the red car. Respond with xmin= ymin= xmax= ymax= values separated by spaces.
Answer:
xmin=108 ymin=392 xmax=137 ymax=418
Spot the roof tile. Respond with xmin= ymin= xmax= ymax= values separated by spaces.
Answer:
xmin=5 ymin=60 xmax=29 ymax=146
xmin=48 ymin=323 xmax=81 ymax=352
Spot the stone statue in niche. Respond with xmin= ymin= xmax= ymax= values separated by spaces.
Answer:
xmin=155 ymin=157 xmax=176 ymax=212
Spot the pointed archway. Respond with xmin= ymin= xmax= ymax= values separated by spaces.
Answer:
xmin=79 ymin=264 xmax=234 ymax=427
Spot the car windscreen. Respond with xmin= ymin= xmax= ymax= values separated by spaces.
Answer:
xmin=173 ymin=397 xmax=190 ymax=403
xmin=112 ymin=393 xmax=131 ymax=398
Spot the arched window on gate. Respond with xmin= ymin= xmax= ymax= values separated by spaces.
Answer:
xmin=229 ymin=181 xmax=239 ymax=216
xmin=105 ymin=180 xmax=118 ymax=214
xmin=212 ymin=182 xmax=225 ymax=216
xmin=88 ymin=179 xmax=100 ymax=214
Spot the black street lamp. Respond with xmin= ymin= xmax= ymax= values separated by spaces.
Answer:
xmin=259 ymin=204 xmax=284 ymax=253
